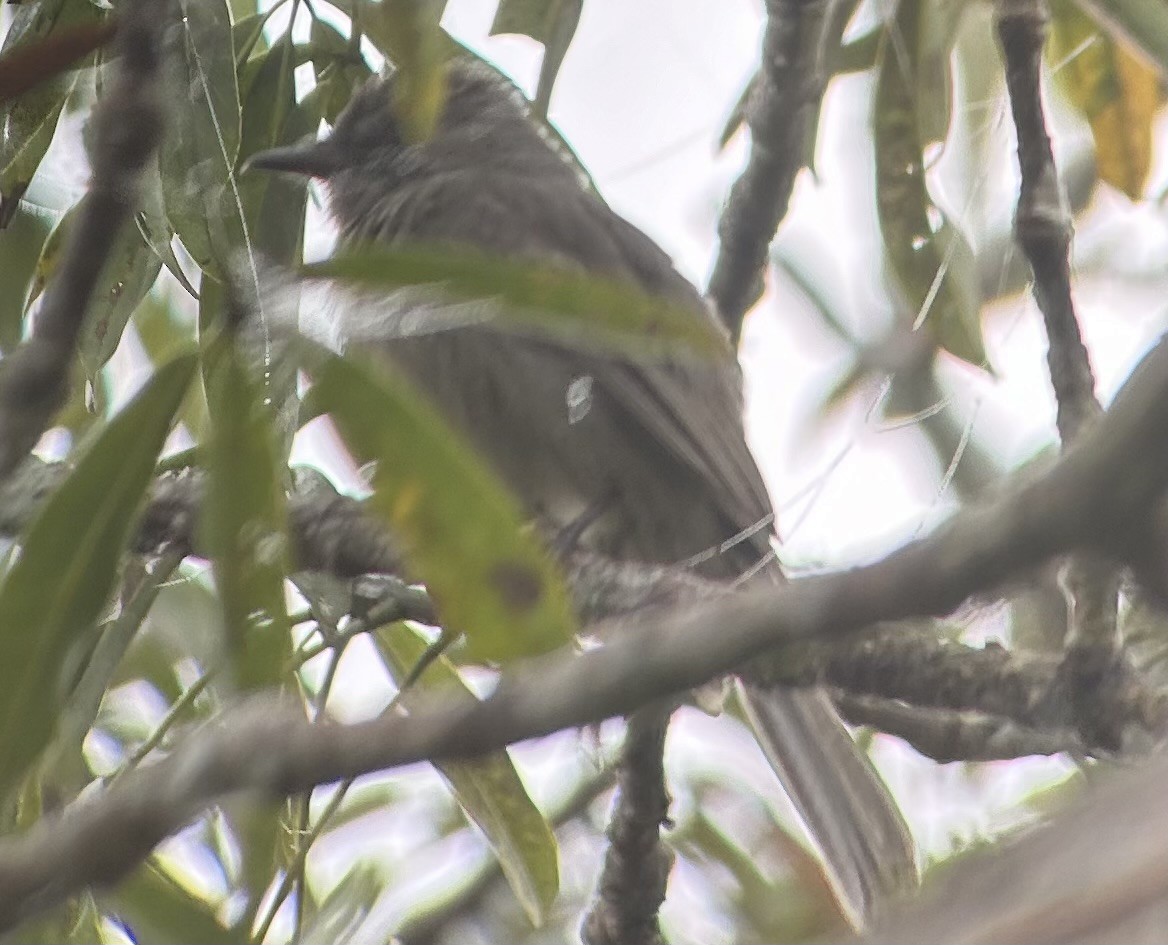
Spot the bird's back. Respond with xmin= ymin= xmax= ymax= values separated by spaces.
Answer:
xmin=341 ymin=164 xmax=778 ymax=580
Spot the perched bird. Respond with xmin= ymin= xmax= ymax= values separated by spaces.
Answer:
xmin=249 ymin=60 xmax=915 ymax=923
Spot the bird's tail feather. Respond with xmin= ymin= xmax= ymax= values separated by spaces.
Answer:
xmin=738 ymin=681 xmax=917 ymax=928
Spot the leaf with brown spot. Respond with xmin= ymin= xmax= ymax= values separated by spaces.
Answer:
xmin=304 ymin=343 xmax=577 ymax=663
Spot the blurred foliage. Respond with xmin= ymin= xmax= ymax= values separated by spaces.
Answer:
xmin=0 ymin=0 xmax=1164 ymax=941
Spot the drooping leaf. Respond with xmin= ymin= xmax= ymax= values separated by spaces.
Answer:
xmin=104 ymin=860 xmax=235 ymax=945
xmin=136 ymin=156 xmax=201 ymax=300
xmin=917 ymin=0 xmax=965 ymax=147
xmin=32 ymin=201 xmax=163 ymax=381
xmin=298 ymin=863 xmax=381 ymax=945
xmin=0 ymin=0 xmax=102 ymax=226
xmin=48 ymin=552 xmax=182 ymax=790
xmin=0 ymin=203 xmax=51 ymax=350
xmin=159 ymin=0 xmax=247 ymax=277
xmin=377 ymin=623 xmax=560 ymax=927
xmin=305 ymin=346 xmax=577 ymax=663
xmin=0 ymin=353 xmax=197 ymax=799
xmin=490 ymin=0 xmax=583 ymax=118
xmin=305 ymin=18 xmax=374 ymax=124
xmin=302 ymin=247 xmax=729 ymax=355
xmin=238 ymin=40 xmax=311 ymax=265
xmin=1049 ymin=0 xmax=1159 ymax=199
xmin=366 ymin=0 xmax=448 ymax=141
xmin=0 ymin=16 xmax=115 ymax=105
xmin=873 ymin=0 xmax=986 ymax=367
xmin=203 ymin=335 xmax=292 ymax=692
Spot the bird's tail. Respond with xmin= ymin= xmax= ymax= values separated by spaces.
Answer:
xmin=737 ymin=681 xmax=917 ymax=928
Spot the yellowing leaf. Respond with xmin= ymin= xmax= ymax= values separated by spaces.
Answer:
xmin=1049 ymin=0 xmax=1160 ymax=199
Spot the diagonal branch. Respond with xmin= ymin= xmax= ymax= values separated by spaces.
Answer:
xmin=4 ymin=329 xmax=1168 ymax=929
xmin=0 ymin=0 xmax=168 ymax=480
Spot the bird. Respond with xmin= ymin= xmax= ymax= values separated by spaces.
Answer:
xmin=247 ymin=58 xmax=916 ymax=925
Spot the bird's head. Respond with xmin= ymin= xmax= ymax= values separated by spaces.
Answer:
xmin=245 ymin=59 xmax=537 ymax=182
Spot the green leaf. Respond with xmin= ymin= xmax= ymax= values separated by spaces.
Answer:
xmin=306 ymin=346 xmax=577 ymax=663
xmin=137 ymin=156 xmax=201 ymax=300
xmin=35 ymin=201 xmax=163 ymax=381
xmin=0 ymin=203 xmax=51 ymax=350
xmin=134 ymin=289 xmax=210 ymax=440
xmin=298 ymin=863 xmax=381 ymax=944
xmin=0 ymin=0 xmax=101 ymax=224
xmin=159 ymin=0 xmax=247 ymax=277
xmin=0 ymin=353 xmax=197 ymax=799
xmin=367 ymin=0 xmax=448 ymax=142
xmin=490 ymin=0 xmax=582 ymax=118
xmin=302 ymin=247 xmax=729 ymax=356
xmin=104 ymin=859 xmax=235 ymax=945
xmin=238 ymin=40 xmax=310 ymax=264
xmin=305 ymin=19 xmax=374 ymax=124
xmin=377 ymin=623 xmax=560 ymax=927
xmin=1049 ymin=0 xmax=1158 ymax=199
xmin=49 ymin=552 xmax=182 ymax=789
xmin=203 ymin=336 xmax=292 ymax=691
xmin=917 ymin=0 xmax=965 ymax=146
xmin=1079 ymin=0 xmax=1168 ymax=79
xmin=873 ymin=0 xmax=986 ymax=367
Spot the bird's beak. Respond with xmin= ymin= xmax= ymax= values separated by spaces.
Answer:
xmin=243 ymin=137 xmax=342 ymax=178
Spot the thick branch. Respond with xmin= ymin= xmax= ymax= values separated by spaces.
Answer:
xmin=5 ymin=329 xmax=1168 ymax=927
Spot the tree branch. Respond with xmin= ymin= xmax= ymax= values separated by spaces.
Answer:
xmin=5 ymin=328 xmax=1168 ymax=928
xmin=0 ymin=0 xmax=167 ymax=479
xmin=582 ymin=706 xmax=674 ymax=945
xmin=706 ymin=0 xmax=840 ymax=339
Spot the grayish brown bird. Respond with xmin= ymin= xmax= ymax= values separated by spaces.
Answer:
xmin=249 ymin=60 xmax=916 ymax=924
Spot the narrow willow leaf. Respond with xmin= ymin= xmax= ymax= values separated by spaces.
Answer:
xmin=0 ymin=204 xmax=50 ymax=350
xmin=1049 ymin=0 xmax=1158 ymax=199
xmin=873 ymin=0 xmax=986 ymax=367
xmin=159 ymin=0 xmax=247 ymax=277
xmin=238 ymin=41 xmax=310 ymax=264
xmin=29 ymin=201 xmax=162 ymax=381
xmin=302 ymin=247 xmax=728 ymax=355
xmin=367 ymin=0 xmax=448 ymax=142
xmin=490 ymin=0 xmax=582 ymax=118
xmin=0 ymin=0 xmax=101 ymax=224
xmin=203 ymin=338 xmax=292 ymax=692
xmin=377 ymin=623 xmax=560 ymax=927
xmin=0 ymin=353 xmax=197 ymax=798
xmin=306 ymin=19 xmax=374 ymax=124
xmin=104 ymin=860 xmax=236 ymax=945
xmin=0 ymin=17 xmax=115 ymax=105
xmin=306 ymin=345 xmax=576 ymax=663
xmin=299 ymin=863 xmax=381 ymax=945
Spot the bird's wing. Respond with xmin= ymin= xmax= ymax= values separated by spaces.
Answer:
xmin=363 ymin=170 xmax=777 ymax=568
